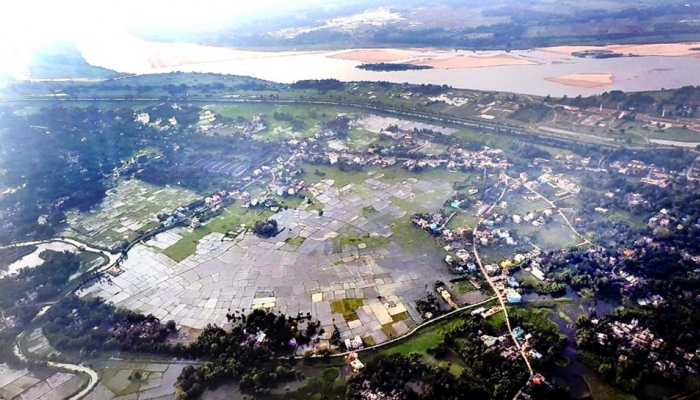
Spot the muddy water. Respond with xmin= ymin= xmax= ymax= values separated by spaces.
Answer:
xmin=81 ymin=39 xmax=700 ymax=96
xmin=527 ymin=289 xmax=618 ymax=399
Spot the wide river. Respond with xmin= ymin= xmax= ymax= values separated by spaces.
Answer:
xmin=80 ymin=37 xmax=700 ymax=97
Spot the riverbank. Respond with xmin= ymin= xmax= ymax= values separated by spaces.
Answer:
xmin=76 ymin=35 xmax=700 ymax=97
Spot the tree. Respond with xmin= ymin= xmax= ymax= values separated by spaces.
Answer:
xmin=253 ymin=219 xmax=279 ymax=238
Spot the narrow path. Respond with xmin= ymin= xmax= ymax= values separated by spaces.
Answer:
xmin=521 ymin=181 xmax=591 ymax=246
xmin=471 ymin=183 xmax=535 ymax=380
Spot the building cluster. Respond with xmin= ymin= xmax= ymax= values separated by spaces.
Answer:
xmin=197 ymin=108 xmax=217 ymax=132
xmin=609 ymin=160 xmax=673 ymax=188
xmin=536 ymin=172 xmax=580 ymax=197
xmin=592 ymin=318 xmax=698 ymax=377
xmin=157 ymin=191 xmax=236 ymax=230
xmin=647 ymin=208 xmax=693 ymax=235
xmin=480 ymin=325 xmax=543 ymax=362
xmin=134 ymin=111 xmax=178 ymax=132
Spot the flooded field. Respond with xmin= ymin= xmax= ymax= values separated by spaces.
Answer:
xmin=78 ymin=169 xmax=464 ymax=348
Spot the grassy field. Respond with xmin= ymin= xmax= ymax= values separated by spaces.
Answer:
xmin=330 ymin=298 xmax=364 ymax=321
xmin=452 ymin=280 xmax=476 ymax=295
xmin=389 ymin=217 xmax=444 ymax=255
xmin=333 ymin=234 xmax=390 ymax=253
xmin=211 ymin=103 xmax=357 ymax=143
xmin=163 ymin=206 xmax=272 ymax=262
xmin=446 ymin=212 xmax=478 ymax=230
xmin=63 ymin=179 xmax=199 ymax=250
xmin=377 ymin=318 xmax=464 ymax=356
xmin=300 ymin=163 xmax=372 ymax=188
xmin=371 ymin=315 xmax=470 ymax=375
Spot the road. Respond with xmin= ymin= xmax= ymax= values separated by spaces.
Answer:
xmin=520 ymin=181 xmax=592 ymax=247
xmin=318 ymin=296 xmax=498 ymax=360
xmin=471 ymin=182 xmax=535 ymax=383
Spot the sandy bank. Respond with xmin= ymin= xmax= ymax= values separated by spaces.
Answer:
xmin=327 ymin=49 xmax=417 ymax=63
xmin=541 ymin=42 xmax=700 ymax=57
xmin=412 ymin=54 xmax=535 ymax=69
xmin=545 ymin=73 xmax=614 ymax=88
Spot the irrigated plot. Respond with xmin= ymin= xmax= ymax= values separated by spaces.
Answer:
xmin=63 ymin=179 xmax=199 ymax=250
xmin=80 ymin=168 xmax=459 ymax=348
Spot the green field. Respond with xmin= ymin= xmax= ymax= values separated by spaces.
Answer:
xmin=452 ymin=280 xmax=476 ymax=295
xmin=211 ymin=103 xmax=356 ymax=143
xmin=163 ymin=206 xmax=272 ymax=262
xmin=300 ymin=163 xmax=372 ymax=188
xmin=334 ymin=233 xmax=390 ymax=253
xmin=330 ymin=298 xmax=364 ymax=321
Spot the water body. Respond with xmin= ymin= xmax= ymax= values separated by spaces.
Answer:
xmin=80 ymin=38 xmax=700 ymax=97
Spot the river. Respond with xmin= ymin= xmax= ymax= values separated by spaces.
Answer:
xmin=78 ymin=36 xmax=700 ymax=97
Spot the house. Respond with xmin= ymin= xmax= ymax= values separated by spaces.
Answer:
xmin=471 ymin=307 xmax=486 ymax=316
xmin=506 ymin=289 xmax=522 ymax=304
xmin=344 ymin=336 xmax=364 ymax=350
xmin=350 ymin=358 xmax=365 ymax=371
xmin=190 ymin=217 xmax=201 ymax=229
xmin=512 ymin=326 xmax=525 ymax=340
xmin=530 ymin=266 xmax=545 ymax=281
xmin=481 ymin=335 xmax=500 ymax=347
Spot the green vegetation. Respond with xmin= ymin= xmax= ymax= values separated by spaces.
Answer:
xmin=485 ymin=310 xmax=506 ymax=330
xmin=163 ymin=206 xmax=272 ymax=262
xmin=333 ymin=233 xmax=389 ymax=252
xmin=361 ymin=205 xmax=378 ymax=217
xmin=284 ymin=236 xmax=306 ymax=248
xmin=270 ymin=366 xmax=345 ymax=400
xmin=378 ymin=318 xmax=464 ymax=357
xmin=43 ymin=295 xmax=176 ymax=354
xmin=452 ymin=280 xmax=476 ymax=295
xmin=330 ymin=298 xmax=363 ymax=321
xmin=176 ymin=310 xmax=322 ymax=398
xmin=28 ymin=43 xmax=119 ymax=79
